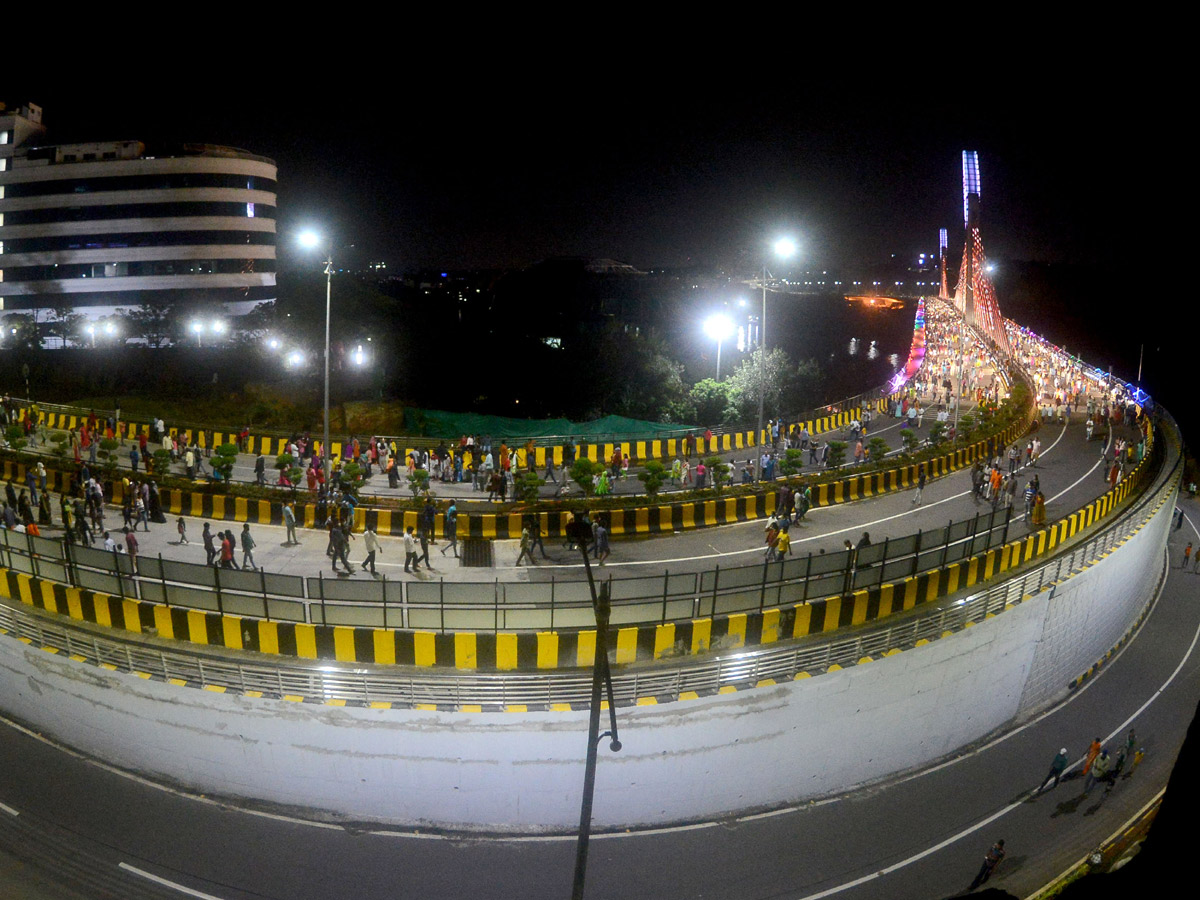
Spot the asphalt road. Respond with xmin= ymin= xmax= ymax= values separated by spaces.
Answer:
xmin=1 ymin=495 xmax=1196 ymax=900
xmin=33 ymin=413 xmax=1134 ymax=593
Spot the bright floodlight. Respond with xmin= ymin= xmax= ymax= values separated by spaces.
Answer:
xmin=353 ymin=344 xmax=366 ymax=366
xmin=298 ymin=230 xmax=321 ymax=249
xmin=703 ymin=313 xmax=735 ymax=342
xmin=191 ymin=321 xmax=204 ymax=334
xmin=287 ymin=350 xmax=305 ymax=367
xmin=212 ymin=320 xmax=226 ymax=334
xmin=774 ymin=238 xmax=797 ymax=259
xmin=104 ymin=322 xmax=116 ymax=335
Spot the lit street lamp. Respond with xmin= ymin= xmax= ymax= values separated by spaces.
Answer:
xmin=703 ymin=313 xmax=735 ymax=380
xmin=191 ymin=320 xmax=205 ymax=348
xmin=299 ymin=229 xmax=334 ymax=486
xmin=86 ymin=325 xmax=96 ymax=348
xmin=755 ymin=237 xmax=797 ymax=481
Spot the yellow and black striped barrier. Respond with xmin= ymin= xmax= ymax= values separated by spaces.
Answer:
xmin=25 ymin=395 xmax=901 ymax=471
xmin=0 ymin=436 xmax=1155 ymax=674
xmin=4 ymin=403 xmax=1033 ymax=543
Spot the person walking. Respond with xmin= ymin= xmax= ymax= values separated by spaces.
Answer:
xmin=775 ymin=522 xmax=792 ymax=561
xmin=912 ymin=464 xmax=927 ymax=506
xmin=593 ymin=519 xmax=610 ymax=565
xmin=968 ymin=840 xmax=1006 ymax=890
xmin=325 ymin=524 xmax=349 ymax=574
xmin=403 ymin=526 xmax=420 ymax=573
xmin=220 ymin=530 xmax=240 ymax=569
xmin=283 ymin=502 xmax=298 ymax=545
xmin=418 ymin=521 xmax=432 ymax=568
xmin=123 ymin=527 xmax=139 ymax=572
xmin=1082 ymin=737 xmax=1102 ymax=776
xmin=240 ymin=523 xmax=258 ymax=571
xmin=516 ymin=525 xmax=537 ymax=566
xmin=255 ymin=452 xmax=266 ymax=486
xmin=203 ymin=522 xmax=217 ymax=566
xmin=1083 ymin=749 xmax=1111 ymax=794
xmin=1184 ymin=542 xmax=1193 ymax=569
xmin=361 ymin=526 xmax=381 ymax=575
xmin=177 ymin=517 xmax=189 ymax=545
xmin=441 ymin=501 xmax=459 ymax=558
xmin=1037 ymin=748 xmax=1070 ymax=793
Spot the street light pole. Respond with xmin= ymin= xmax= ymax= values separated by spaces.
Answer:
xmin=570 ymin=520 xmax=621 ymax=900
xmin=754 ymin=238 xmax=796 ymax=483
xmin=323 ymin=253 xmax=333 ymax=487
xmin=755 ymin=262 xmax=767 ymax=480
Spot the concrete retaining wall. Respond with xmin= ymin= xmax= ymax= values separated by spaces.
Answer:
xmin=0 ymin=481 xmax=1169 ymax=830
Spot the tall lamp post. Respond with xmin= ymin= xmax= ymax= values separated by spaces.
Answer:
xmin=703 ymin=313 xmax=735 ymax=380
xmin=299 ymin=230 xmax=334 ymax=486
xmin=755 ymin=237 xmax=797 ymax=481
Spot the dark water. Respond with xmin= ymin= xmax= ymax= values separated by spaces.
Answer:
xmin=770 ymin=292 xmax=917 ymax=400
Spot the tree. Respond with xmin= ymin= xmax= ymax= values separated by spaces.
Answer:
xmin=121 ymin=298 xmax=177 ymax=348
xmin=1 ymin=314 xmax=40 ymax=350
xmin=688 ymin=378 xmax=736 ymax=426
xmin=724 ymin=349 xmax=822 ymax=423
xmin=45 ymin=302 xmax=84 ymax=349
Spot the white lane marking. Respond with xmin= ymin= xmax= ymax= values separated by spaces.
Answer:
xmin=782 ymin=544 xmax=1200 ymax=899
xmin=118 ymin=863 xmax=228 ymax=900
xmin=534 ymin=421 xmax=1074 ymax=571
xmin=0 ymin=801 xmax=19 ymax=816
xmin=1047 ymin=431 xmax=1112 ymax=506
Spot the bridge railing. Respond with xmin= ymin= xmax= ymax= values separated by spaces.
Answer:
xmin=0 ymin=417 xmax=1179 ymax=709
xmin=0 ymin=507 xmax=1014 ymax=632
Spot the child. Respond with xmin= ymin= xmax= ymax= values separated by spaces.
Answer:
xmin=177 ymin=516 xmax=189 ymax=544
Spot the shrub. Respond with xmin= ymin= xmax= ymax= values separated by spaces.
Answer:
xmin=211 ymin=442 xmax=239 ymax=482
xmin=408 ymin=468 xmax=431 ymax=497
xmin=825 ymin=441 xmax=847 ymax=469
xmin=868 ymin=437 xmax=891 ymax=468
xmin=570 ymin=458 xmax=603 ymax=496
xmin=779 ymin=448 xmax=805 ymax=477
xmin=516 ymin=471 xmax=544 ymax=503
xmin=638 ymin=460 xmax=666 ymax=498
xmin=706 ymin=456 xmax=731 ymax=492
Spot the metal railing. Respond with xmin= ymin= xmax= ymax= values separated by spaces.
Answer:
xmin=0 ymin=428 xmax=1178 ymax=708
xmin=0 ymin=507 xmax=1014 ymax=632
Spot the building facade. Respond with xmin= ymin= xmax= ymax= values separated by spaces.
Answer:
xmin=0 ymin=102 xmax=276 ymax=338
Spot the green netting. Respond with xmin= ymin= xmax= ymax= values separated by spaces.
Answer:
xmin=402 ymin=409 xmax=696 ymax=441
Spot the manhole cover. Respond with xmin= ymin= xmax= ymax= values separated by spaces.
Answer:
xmin=460 ymin=538 xmax=493 ymax=567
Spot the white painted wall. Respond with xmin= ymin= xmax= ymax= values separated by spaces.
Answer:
xmin=0 ymin=500 xmax=1170 ymax=832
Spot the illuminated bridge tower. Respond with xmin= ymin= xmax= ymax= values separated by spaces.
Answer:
xmin=938 ymin=228 xmax=949 ymax=300
xmin=952 ymin=151 xmax=1009 ymax=354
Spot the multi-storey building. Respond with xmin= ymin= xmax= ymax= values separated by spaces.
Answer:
xmin=0 ymin=101 xmax=276 ymax=339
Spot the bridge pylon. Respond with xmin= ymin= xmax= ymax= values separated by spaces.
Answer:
xmin=951 ymin=151 xmax=1010 ymax=355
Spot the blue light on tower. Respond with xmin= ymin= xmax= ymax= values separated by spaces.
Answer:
xmin=962 ymin=151 xmax=980 ymax=227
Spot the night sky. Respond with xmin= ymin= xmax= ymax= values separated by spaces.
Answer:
xmin=11 ymin=72 xmax=1155 ymax=273
xmin=10 ymin=66 xmax=1183 ymax=435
